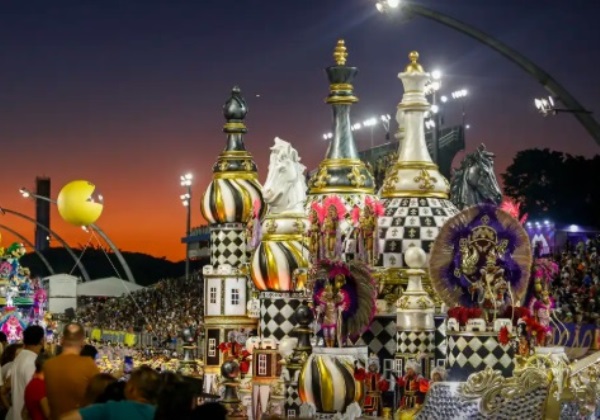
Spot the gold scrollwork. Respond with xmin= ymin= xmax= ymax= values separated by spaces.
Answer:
xmin=458 ymin=367 xmax=550 ymax=415
xmin=312 ymin=166 xmax=331 ymax=189
xmin=218 ymin=160 xmax=229 ymax=171
xmin=414 ymin=169 xmax=437 ymax=191
xmin=382 ymin=171 xmax=399 ymax=195
xmin=264 ymin=220 xmax=278 ymax=234
xmin=347 ymin=166 xmax=367 ymax=188
xmin=242 ymin=160 xmax=254 ymax=171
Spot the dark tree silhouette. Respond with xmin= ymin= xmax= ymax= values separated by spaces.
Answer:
xmin=502 ymin=148 xmax=600 ymax=226
xmin=20 ymin=247 xmax=208 ymax=286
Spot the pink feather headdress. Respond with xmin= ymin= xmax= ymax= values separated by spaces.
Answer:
xmin=500 ymin=197 xmax=528 ymax=225
xmin=365 ymin=196 xmax=385 ymax=217
xmin=252 ymin=199 xmax=262 ymax=219
xmin=323 ymin=195 xmax=347 ymax=220
xmin=310 ymin=202 xmax=326 ymax=224
xmin=351 ymin=206 xmax=361 ymax=225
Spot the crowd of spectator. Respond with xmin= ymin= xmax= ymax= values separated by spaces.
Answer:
xmin=548 ymin=237 xmax=600 ymax=325
xmin=0 ymin=323 xmax=227 ymax=420
xmin=75 ymin=276 xmax=203 ymax=346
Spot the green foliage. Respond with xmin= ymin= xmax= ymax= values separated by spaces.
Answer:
xmin=20 ymin=247 xmax=208 ymax=286
xmin=502 ymin=148 xmax=600 ymax=225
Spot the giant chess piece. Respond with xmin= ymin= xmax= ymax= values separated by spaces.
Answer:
xmin=221 ymin=360 xmax=247 ymax=419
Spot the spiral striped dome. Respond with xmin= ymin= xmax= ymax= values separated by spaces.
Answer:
xmin=201 ymin=175 xmax=264 ymax=224
xmin=200 ymin=86 xmax=265 ymax=224
xmin=250 ymin=214 xmax=309 ymax=291
xmin=298 ymin=353 xmax=363 ymax=413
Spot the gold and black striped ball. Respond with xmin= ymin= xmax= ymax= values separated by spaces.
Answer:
xmin=201 ymin=177 xmax=265 ymax=224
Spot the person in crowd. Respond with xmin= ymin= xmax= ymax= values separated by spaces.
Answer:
xmin=60 ymin=366 xmax=160 ymax=420
xmin=44 ymin=323 xmax=99 ymax=420
xmin=82 ymin=374 xmax=117 ymax=407
xmin=80 ymin=346 xmax=98 ymax=361
xmin=0 ymin=344 xmax=23 ymax=413
xmin=190 ymin=402 xmax=227 ymax=420
xmin=23 ymin=352 xmax=51 ymax=420
xmin=11 ymin=325 xmax=45 ymax=420
xmin=154 ymin=374 xmax=196 ymax=420
xmin=94 ymin=382 xmax=125 ymax=404
xmin=0 ymin=332 xmax=8 ymax=358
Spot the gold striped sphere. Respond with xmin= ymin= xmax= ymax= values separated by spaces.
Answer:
xmin=201 ymin=177 xmax=264 ymax=224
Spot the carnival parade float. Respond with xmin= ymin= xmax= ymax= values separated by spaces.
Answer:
xmin=198 ymin=41 xmax=600 ymax=419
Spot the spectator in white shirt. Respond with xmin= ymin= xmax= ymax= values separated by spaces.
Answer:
xmin=10 ymin=326 xmax=45 ymax=420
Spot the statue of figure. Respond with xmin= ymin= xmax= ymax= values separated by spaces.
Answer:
xmin=395 ymin=360 xmax=428 ymax=414
xmin=262 ymin=137 xmax=307 ymax=215
xmin=468 ymin=257 xmax=511 ymax=323
xmin=355 ymin=198 xmax=384 ymax=264
xmin=355 ymin=354 xmax=389 ymax=416
xmin=322 ymin=196 xmax=346 ymax=260
xmin=308 ymin=203 xmax=324 ymax=261
xmin=450 ymin=144 xmax=503 ymax=210
xmin=245 ymin=199 xmax=262 ymax=251
xmin=315 ymin=282 xmax=345 ymax=347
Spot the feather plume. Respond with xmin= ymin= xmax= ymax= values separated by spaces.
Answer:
xmin=500 ymin=197 xmax=527 ymax=225
xmin=323 ymin=195 xmax=347 ymax=219
xmin=351 ymin=206 xmax=361 ymax=225
xmin=365 ymin=196 xmax=385 ymax=217
xmin=310 ymin=202 xmax=326 ymax=224
xmin=252 ymin=199 xmax=262 ymax=219
xmin=429 ymin=204 xmax=532 ymax=309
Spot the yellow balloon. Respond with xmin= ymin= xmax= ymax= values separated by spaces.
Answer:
xmin=57 ymin=180 xmax=104 ymax=226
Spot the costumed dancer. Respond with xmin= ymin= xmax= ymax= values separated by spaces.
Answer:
xmin=395 ymin=360 xmax=429 ymax=415
xmin=308 ymin=202 xmax=325 ymax=262
xmin=527 ymin=259 xmax=558 ymax=346
xmin=312 ymin=260 xmax=378 ymax=348
xmin=430 ymin=366 xmax=447 ymax=383
xmin=355 ymin=198 xmax=384 ymax=264
xmin=354 ymin=354 xmax=389 ymax=416
xmin=245 ymin=199 xmax=262 ymax=252
xmin=322 ymin=196 xmax=346 ymax=260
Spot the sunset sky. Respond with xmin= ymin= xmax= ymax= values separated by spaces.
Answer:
xmin=1 ymin=0 xmax=598 ymax=263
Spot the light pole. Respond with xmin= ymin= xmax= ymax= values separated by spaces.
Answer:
xmin=19 ymin=188 xmax=136 ymax=284
xmin=180 ymin=173 xmax=193 ymax=281
xmin=373 ymin=0 xmax=600 ymax=145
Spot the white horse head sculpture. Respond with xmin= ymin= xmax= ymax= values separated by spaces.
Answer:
xmin=263 ymin=137 xmax=307 ymax=215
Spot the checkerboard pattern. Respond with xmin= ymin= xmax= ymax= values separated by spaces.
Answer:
xmin=415 ymin=382 xmax=547 ymax=420
xmin=285 ymin=384 xmax=301 ymax=417
xmin=446 ymin=333 xmax=514 ymax=381
xmin=260 ymin=294 xmax=302 ymax=341
xmin=377 ymin=197 xmax=459 ymax=268
xmin=397 ymin=330 xmax=435 ymax=355
xmin=434 ymin=315 xmax=447 ymax=365
xmin=351 ymin=316 xmax=397 ymax=362
xmin=210 ymin=224 xmax=247 ymax=268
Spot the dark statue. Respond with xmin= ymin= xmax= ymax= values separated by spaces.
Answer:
xmin=450 ymin=144 xmax=502 ymax=210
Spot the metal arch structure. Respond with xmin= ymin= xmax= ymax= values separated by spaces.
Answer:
xmin=20 ymin=192 xmax=137 ymax=284
xmin=87 ymin=223 xmax=137 ymax=284
xmin=389 ymin=2 xmax=600 ymax=145
xmin=0 ymin=223 xmax=55 ymax=276
xmin=0 ymin=207 xmax=91 ymax=281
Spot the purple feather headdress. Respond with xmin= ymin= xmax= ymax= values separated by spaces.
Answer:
xmin=429 ymin=204 xmax=532 ymax=308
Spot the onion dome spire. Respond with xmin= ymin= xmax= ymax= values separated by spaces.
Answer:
xmin=201 ymin=86 xmax=265 ymax=225
xmin=308 ymin=40 xmax=375 ymax=195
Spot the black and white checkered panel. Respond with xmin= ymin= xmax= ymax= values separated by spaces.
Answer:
xmin=285 ymin=384 xmax=301 ymax=417
xmin=210 ymin=224 xmax=246 ymax=268
xmin=415 ymin=382 xmax=547 ymax=420
xmin=397 ymin=330 xmax=435 ymax=355
xmin=446 ymin=334 xmax=514 ymax=382
xmin=434 ymin=315 xmax=447 ymax=365
xmin=377 ymin=197 xmax=459 ymax=268
xmin=351 ymin=316 xmax=396 ymax=363
xmin=259 ymin=292 xmax=303 ymax=341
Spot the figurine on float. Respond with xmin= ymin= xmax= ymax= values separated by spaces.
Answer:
xmin=322 ymin=196 xmax=346 ymax=260
xmin=312 ymin=259 xmax=377 ymax=347
xmin=308 ymin=203 xmax=324 ymax=262
xmin=354 ymin=354 xmax=389 ymax=416
xmin=526 ymin=259 xmax=559 ymax=346
xmin=394 ymin=360 xmax=429 ymax=416
xmin=449 ymin=144 xmax=503 ymax=210
xmin=351 ymin=197 xmax=384 ymax=264
xmin=245 ymin=199 xmax=262 ymax=252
